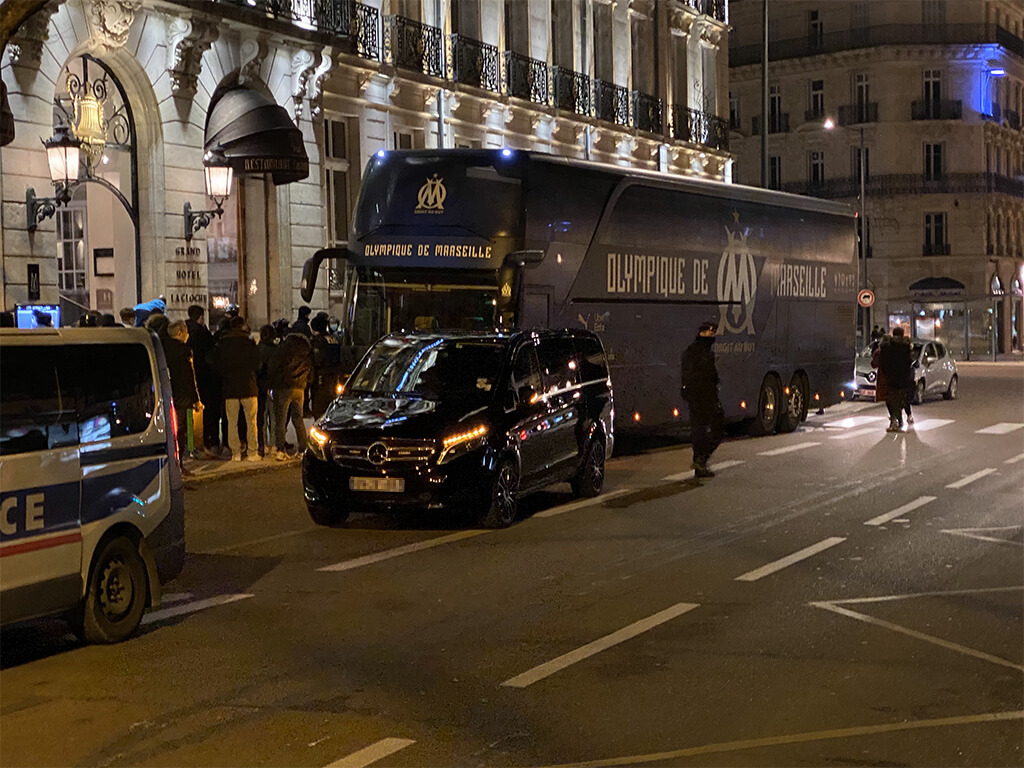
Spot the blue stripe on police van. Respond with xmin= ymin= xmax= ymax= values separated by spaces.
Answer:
xmin=0 ymin=482 xmax=80 ymax=544
xmin=81 ymin=458 xmax=165 ymax=525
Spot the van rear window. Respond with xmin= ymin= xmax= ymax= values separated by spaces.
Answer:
xmin=64 ymin=344 xmax=155 ymax=442
xmin=0 ymin=346 xmax=71 ymax=456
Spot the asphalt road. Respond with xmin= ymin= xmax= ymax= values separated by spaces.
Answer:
xmin=2 ymin=363 xmax=1022 ymax=768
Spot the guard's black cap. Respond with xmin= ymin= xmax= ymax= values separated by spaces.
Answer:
xmin=698 ymin=321 xmax=718 ymax=334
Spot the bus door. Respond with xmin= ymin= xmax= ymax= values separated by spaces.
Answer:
xmin=0 ymin=342 xmax=83 ymax=625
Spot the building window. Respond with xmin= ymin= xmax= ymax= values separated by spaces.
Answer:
xmin=924 ymin=143 xmax=943 ymax=181
xmin=552 ymin=0 xmax=575 ymax=69
xmin=924 ymin=212 xmax=948 ymax=255
xmin=593 ymin=1 xmax=613 ymax=81
xmin=809 ymin=79 xmax=824 ymax=119
xmin=325 ymin=118 xmax=355 ymax=249
xmin=851 ymin=2 xmax=868 ymax=29
xmin=450 ymin=0 xmax=479 ymax=36
xmin=809 ymin=151 xmax=825 ymax=186
xmin=853 ymin=145 xmax=870 ymax=183
xmin=923 ymin=69 xmax=942 ymax=118
xmin=808 ymin=10 xmax=823 ymax=49
xmin=854 ymin=72 xmax=869 ymax=121
xmin=729 ymin=92 xmax=740 ymax=129
xmin=56 ymin=206 xmax=87 ymax=305
xmin=856 ymin=216 xmax=872 ymax=259
xmin=769 ymin=156 xmax=782 ymax=190
xmin=922 ymin=0 xmax=946 ymax=27
xmin=393 ymin=130 xmax=415 ymax=149
xmin=769 ymin=84 xmax=782 ymax=132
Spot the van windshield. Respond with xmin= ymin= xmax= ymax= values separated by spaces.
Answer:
xmin=347 ymin=336 xmax=508 ymax=404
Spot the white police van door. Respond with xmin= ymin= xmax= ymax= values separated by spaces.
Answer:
xmin=0 ymin=339 xmax=84 ymax=624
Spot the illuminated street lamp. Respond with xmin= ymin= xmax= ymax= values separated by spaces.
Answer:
xmin=26 ymin=124 xmax=82 ymax=230
xmin=184 ymin=147 xmax=234 ymax=241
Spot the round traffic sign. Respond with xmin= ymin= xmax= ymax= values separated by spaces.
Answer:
xmin=857 ymin=289 xmax=875 ymax=307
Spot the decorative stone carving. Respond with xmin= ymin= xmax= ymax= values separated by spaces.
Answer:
xmin=669 ymin=6 xmax=695 ymax=37
xmin=307 ymin=52 xmax=332 ymax=117
xmin=442 ymin=89 xmax=460 ymax=113
xmin=89 ymin=0 xmax=141 ymax=50
xmin=7 ymin=2 xmax=64 ymax=69
xmin=239 ymin=37 xmax=269 ymax=86
xmin=628 ymin=0 xmax=654 ymax=21
xmin=424 ymin=88 xmax=442 ymax=110
xmin=357 ymin=72 xmax=374 ymax=97
xmin=291 ymin=49 xmax=318 ymax=118
xmin=693 ymin=19 xmax=721 ymax=48
xmin=616 ymin=134 xmax=637 ymax=154
xmin=483 ymin=103 xmax=512 ymax=124
xmin=166 ymin=16 xmax=218 ymax=100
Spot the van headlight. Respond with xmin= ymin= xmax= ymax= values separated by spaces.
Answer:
xmin=309 ymin=425 xmax=330 ymax=461
xmin=437 ymin=424 xmax=488 ymax=465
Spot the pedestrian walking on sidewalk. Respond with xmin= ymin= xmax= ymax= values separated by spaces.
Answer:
xmin=269 ymin=332 xmax=313 ymax=459
xmin=680 ymin=321 xmax=724 ymax=478
xmin=207 ymin=316 xmax=261 ymax=461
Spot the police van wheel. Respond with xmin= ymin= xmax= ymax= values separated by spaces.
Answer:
xmin=481 ymin=459 xmax=519 ymax=528
xmin=571 ymin=437 xmax=606 ymax=499
xmin=75 ymin=537 xmax=148 ymax=644
xmin=749 ymin=375 xmax=782 ymax=436
xmin=778 ymin=374 xmax=809 ymax=434
xmin=307 ymin=501 xmax=350 ymax=526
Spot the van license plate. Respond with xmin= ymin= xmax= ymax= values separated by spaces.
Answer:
xmin=350 ymin=476 xmax=405 ymax=493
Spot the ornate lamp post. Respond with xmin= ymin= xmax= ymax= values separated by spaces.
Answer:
xmin=184 ymin=147 xmax=234 ymax=241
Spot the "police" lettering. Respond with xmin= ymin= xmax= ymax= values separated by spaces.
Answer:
xmin=0 ymin=493 xmax=45 ymax=535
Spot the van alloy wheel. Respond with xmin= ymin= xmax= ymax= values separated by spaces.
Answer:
xmin=481 ymin=460 xmax=518 ymax=528
xmin=943 ymin=374 xmax=958 ymax=400
xmin=572 ymin=438 xmax=605 ymax=498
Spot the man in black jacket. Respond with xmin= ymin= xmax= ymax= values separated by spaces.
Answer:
xmin=207 ymin=316 xmax=260 ymax=461
xmin=269 ymin=332 xmax=313 ymax=459
xmin=879 ymin=327 xmax=914 ymax=432
xmin=680 ymin=321 xmax=725 ymax=478
xmin=186 ymin=305 xmax=219 ymax=455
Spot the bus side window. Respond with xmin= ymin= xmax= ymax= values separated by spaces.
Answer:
xmin=0 ymin=345 xmax=76 ymax=455
xmin=64 ymin=344 xmax=155 ymax=443
xmin=511 ymin=344 xmax=542 ymax=405
xmin=537 ymin=338 xmax=579 ymax=393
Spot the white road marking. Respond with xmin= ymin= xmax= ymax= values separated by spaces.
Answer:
xmin=534 ymin=488 xmax=634 ymax=518
xmin=142 ymin=593 xmax=253 ymax=625
xmin=662 ymin=459 xmax=746 ymax=482
xmin=909 ymin=418 xmax=954 ymax=432
xmin=824 ymin=415 xmax=886 ymax=429
xmin=735 ymin=537 xmax=846 ymax=582
xmin=1005 ymin=452 xmax=1024 ymax=464
xmin=324 ymin=738 xmax=416 ymax=768
xmin=319 ymin=530 xmax=487 ymax=572
xmin=941 ymin=527 xmax=1024 ymax=547
xmin=811 ymin=601 xmax=1024 ymax=672
xmin=501 ymin=602 xmax=699 ymax=688
xmin=864 ymin=496 xmax=936 ymax=527
xmin=200 ymin=528 xmax=313 ymax=555
xmin=829 ymin=426 xmax=879 ymax=441
xmin=756 ymin=442 xmax=821 ymax=457
xmin=534 ymin=711 xmax=1024 ymax=768
xmin=976 ymin=422 xmax=1024 ymax=435
xmin=161 ymin=592 xmax=193 ymax=604
xmin=946 ymin=468 xmax=997 ymax=489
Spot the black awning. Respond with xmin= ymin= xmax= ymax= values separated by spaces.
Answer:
xmin=1 ymin=81 xmax=14 ymax=147
xmin=204 ymin=85 xmax=308 ymax=184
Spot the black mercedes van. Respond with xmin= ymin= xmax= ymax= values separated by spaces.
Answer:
xmin=302 ymin=329 xmax=613 ymax=527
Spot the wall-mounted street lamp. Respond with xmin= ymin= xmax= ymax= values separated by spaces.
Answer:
xmin=26 ymin=124 xmax=81 ymax=230
xmin=184 ymin=147 xmax=233 ymax=242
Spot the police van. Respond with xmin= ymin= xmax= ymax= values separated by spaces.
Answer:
xmin=0 ymin=328 xmax=185 ymax=643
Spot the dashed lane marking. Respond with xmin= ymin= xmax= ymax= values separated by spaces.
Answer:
xmin=662 ymin=459 xmax=746 ymax=482
xmin=976 ymin=422 xmax=1024 ymax=435
xmin=909 ymin=418 xmax=954 ymax=432
xmin=142 ymin=593 xmax=254 ymax=625
xmin=534 ymin=488 xmax=634 ymax=518
xmin=1005 ymin=452 xmax=1024 ymax=464
xmin=757 ymin=442 xmax=821 ymax=457
xmin=532 ymin=711 xmax=1024 ymax=768
xmin=864 ymin=496 xmax=936 ymax=527
xmin=735 ymin=537 xmax=846 ymax=582
xmin=319 ymin=531 xmax=488 ymax=573
xmin=501 ymin=602 xmax=699 ymax=688
xmin=324 ymin=738 xmax=416 ymax=768
xmin=946 ymin=468 xmax=997 ymax=489
xmin=941 ymin=527 xmax=1024 ymax=547
xmin=830 ymin=426 xmax=880 ymax=441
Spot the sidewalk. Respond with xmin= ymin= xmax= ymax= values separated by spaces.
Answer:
xmin=181 ymin=417 xmax=313 ymax=485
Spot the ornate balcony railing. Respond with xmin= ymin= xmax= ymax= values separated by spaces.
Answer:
xmin=672 ymin=105 xmax=729 ymax=151
xmin=594 ymin=80 xmax=629 ymax=125
xmin=552 ymin=66 xmax=591 ymax=116
xmin=450 ymin=34 xmax=499 ymax=91
xmin=384 ymin=15 xmax=444 ymax=77
xmin=679 ymin=0 xmax=727 ymax=23
xmin=838 ymin=102 xmax=878 ymax=125
xmin=911 ymin=99 xmax=962 ymax=120
xmin=1005 ymin=109 xmax=1022 ymax=130
xmin=348 ymin=2 xmax=380 ymax=60
xmin=505 ymin=51 xmax=548 ymax=105
xmin=731 ymin=23 xmax=1024 ymax=66
xmin=632 ymin=91 xmax=663 ymax=134
xmin=781 ymin=173 xmax=1024 ymax=200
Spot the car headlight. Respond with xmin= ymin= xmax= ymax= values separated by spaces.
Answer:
xmin=437 ymin=424 xmax=488 ymax=465
xmin=308 ymin=425 xmax=330 ymax=461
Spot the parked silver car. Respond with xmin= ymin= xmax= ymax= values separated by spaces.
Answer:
xmin=852 ymin=339 xmax=958 ymax=403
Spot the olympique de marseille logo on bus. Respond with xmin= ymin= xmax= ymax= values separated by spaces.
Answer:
xmin=415 ymin=174 xmax=447 ymax=213
xmin=717 ymin=219 xmax=757 ymax=335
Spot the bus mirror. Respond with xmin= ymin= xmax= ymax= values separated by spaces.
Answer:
xmin=506 ymin=250 xmax=544 ymax=267
xmin=300 ymin=248 xmax=347 ymax=302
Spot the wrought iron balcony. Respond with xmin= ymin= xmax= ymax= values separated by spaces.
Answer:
xmin=672 ymin=105 xmax=729 ymax=151
xmin=552 ymin=66 xmax=591 ymax=116
xmin=1005 ymin=109 xmax=1022 ymax=130
xmin=911 ymin=99 xmax=962 ymax=120
xmin=384 ymin=15 xmax=444 ymax=77
xmin=450 ymin=35 xmax=499 ymax=91
xmin=781 ymin=173 xmax=1024 ymax=200
xmin=593 ymin=80 xmax=628 ymax=126
xmin=679 ymin=0 xmax=727 ymax=23
xmin=923 ymin=242 xmax=952 ymax=256
xmin=837 ymin=102 xmax=878 ymax=125
xmin=632 ymin=91 xmax=663 ymax=134
xmin=505 ymin=52 xmax=548 ymax=105
xmin=348 ymin=2 xmax=380 ymax=60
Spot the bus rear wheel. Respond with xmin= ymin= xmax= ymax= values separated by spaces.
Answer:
xmin=778 ymin=373 xmax=809 ymax=433
xmin=749 ymin=374 xmax=782 ymax=436
xmin=73 ymin=536 xmax=148 ymax=644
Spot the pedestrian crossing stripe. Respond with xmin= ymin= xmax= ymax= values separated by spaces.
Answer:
xmin=822 ymin=417 xmax=1024 ymax=436
xmin=975 ymin=423 xmax=1024 ymax=435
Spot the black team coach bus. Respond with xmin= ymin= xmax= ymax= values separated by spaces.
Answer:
xmin=301 ymin=149 xmax=858 ymax=436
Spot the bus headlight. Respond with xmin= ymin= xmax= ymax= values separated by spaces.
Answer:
xmin=309 ymin=425 xmax=330 ymax=461
xmin=438 ymin=424 xmax=488 ymax=465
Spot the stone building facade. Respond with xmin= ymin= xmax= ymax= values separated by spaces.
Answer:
xmin=1 ymin=0 xmax=732 ymax=329
xmin=729 ymin=0 xmax=1024 ymax=355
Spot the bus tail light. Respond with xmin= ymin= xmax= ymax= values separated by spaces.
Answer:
xmin=784 ymin=386 xmax=790 ymax=395
xmin=633 ymin=412 xmax=641 ymax=422
xmin=814 ymin=393 xmax=820 ymax=401
xmin=672 ymin=408 xmax=679 ymax=418
xmin=740 ymin=400 xmax=747 ymax=409
xmin=169 ymin=402 xmax=180 ymax=464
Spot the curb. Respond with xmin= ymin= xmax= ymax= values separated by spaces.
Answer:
xmin=182 ymin=456 xmax=302 ymax=487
